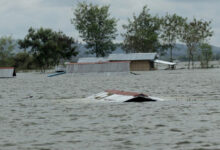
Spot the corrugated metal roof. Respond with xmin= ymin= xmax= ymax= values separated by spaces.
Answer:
xmin=155 ymin=59 xmax=176 ymax=65
xmin=108 ymin=53 xmax=158 ymax=61
xmin=86 ymin=90 xmax=164 ymax=102
xmin=67 ymin=61 xmax=130 ymax=65
xmin=105 ymin=90 xmax=147 ymax=97
xmin=78 ymin=57 xmax=108 ymax=63
xmin=0 ymin=67 xmax=14 ymax=69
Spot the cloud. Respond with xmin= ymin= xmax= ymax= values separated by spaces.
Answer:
xmin=0 ymin=0 xmax=76 ymax=38
xmin=168 ymin=0 xmax=219 ymax=3
xmin=43 ymin=0 xmax=74 ymax=7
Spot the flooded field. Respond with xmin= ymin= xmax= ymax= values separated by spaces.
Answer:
xmin=1 ymin=67 xmax=220 ymax=149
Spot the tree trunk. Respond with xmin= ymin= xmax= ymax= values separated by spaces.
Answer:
xmin=206 ymin=53 xmax=208 ymax=68
xmin=188 ymin=49 xmax=190 ymax=69
xmin=170 ymin=47 xmax=173 ymax=62
xmin=169 ymin=47 xmax=175 ymax=69
xmin=188 ymin=58 xmax=190 ymax=69
xmin=191 ymin=53 xmax=194 ymax=69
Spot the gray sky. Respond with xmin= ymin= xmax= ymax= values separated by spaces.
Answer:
xmin=0 ymin=0 xmax=219 ymax=46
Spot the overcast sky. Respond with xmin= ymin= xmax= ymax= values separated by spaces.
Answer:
xmin=0 ymin=0 xmax=219 ymax=46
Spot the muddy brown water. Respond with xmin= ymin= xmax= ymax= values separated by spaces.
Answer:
xmin=1 ymin=68 xmax=220 ymax=150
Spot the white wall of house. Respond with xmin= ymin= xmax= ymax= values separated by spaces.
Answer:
xmin=66 ymin=62 xmax=130 ymax=73
xmin=0 ymin=68 xmax=15 ymax=78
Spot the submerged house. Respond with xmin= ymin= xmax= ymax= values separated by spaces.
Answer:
xmin=65 ymin=52 xmax=176 ymax=73
xmin=108 ymin=53 xmax=158 ymax=71
xmin=66 ymin=60 xmax=130 ymax=73
xmin=77 ymin=57 xmax=109 ymax=63
xmin=0 ymin=67 xmax=16 ymax=78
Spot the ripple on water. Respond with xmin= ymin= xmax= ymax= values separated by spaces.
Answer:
xmin=170 ymin=128 xmax=182 ymax=132
xmin=2 ymin=71 xmax=220 ymax=149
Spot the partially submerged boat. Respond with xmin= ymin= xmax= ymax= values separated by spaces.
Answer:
xmin=48 ymin=71 xmax=66 ymax=77
xmin=87 ymin=90 xmax=164 ymax=102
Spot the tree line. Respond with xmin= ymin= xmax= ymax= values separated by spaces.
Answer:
xmin=0 ymin=29 xmax=78 ymax=72
xmin=0 ymin=2 xmax=215 ymax=71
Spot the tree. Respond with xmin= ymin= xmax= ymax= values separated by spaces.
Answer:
xmin=179 ymin=18 xmax=213 ymax=69
xmin=160 ymin=13 xmax=186 ymax=62
xmin=122 ymin=5 xmax=161 ymax=53
xmin=12 ymin=52 xmax=34 ymax=70
xmin=72 ymin=2 xmax=117 ymax=57
xmin=18 ymin=27 xmax=78 ymax=71
xmin=0 ymin=36 xmax=15 ymax=66
xmin=199 ymin=43 xmax=212 ymax=68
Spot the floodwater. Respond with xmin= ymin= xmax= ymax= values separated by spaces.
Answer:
xmin=1 ymin=68 xmax=220 ymax=150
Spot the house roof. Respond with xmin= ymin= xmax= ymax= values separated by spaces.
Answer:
xmin=86 ymin=90 xmax=164 ymax=102
xmin=0 ymin=67 xmax=14 ymax=69
xmin=154 ymin=59 xmax=176 ymax=65
xmin=77 ymin=53 xmax=158 ymax=63
xmin=78 ymin=57 xmax=108 ymax=63
xmin=105 ymin=89 xmax=147 ymax=97
xmin=67 ymin=61 xmax=130 ymax=65
xmin=108 ymin=53 xmax=158 ymax=61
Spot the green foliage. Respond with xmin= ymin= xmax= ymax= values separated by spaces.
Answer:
xmin=122 ymin=5 xmax=161 ymax=53
xmin=160 ymin=14 xmax=187 ymax=62
xmin=0 ymin=36 xmax=15 ymax=66
xmin=18 ymin=27 xmax=78 ymax=71
xmin=198 ymin=43 xmax=213 ymax=68
xmin=179 ymin=18 xmax=213 ymax=69
xmin=12 ymin=52 xmax=35 ymax=70
xmin=72 ymin=2 xmax=117 ymax=57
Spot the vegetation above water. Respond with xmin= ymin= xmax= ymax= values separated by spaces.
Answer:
xmin=0 ymin=2 xmax=216 ymax=71
xmin=18 ymin=28 xmax=78 ymax=72
xmin=0 ymin=29 xmax=78 ymax=72
xmin=72 ymin=2 xmax=117 ymax=57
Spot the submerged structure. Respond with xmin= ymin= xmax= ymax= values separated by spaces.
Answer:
xmin=65 ymin=53 xmax=176 ymax=73
xmin=154 ymin=60 xmax=176 ymax=69
xmin=0 ymin=67 xmax=16 ymax=78
xmin=87 ymin=90 xmax=164 ymax=102
xmin=108 ymin=53 xmax=158 ymax=71
xmin=66 ymin=61 xmax=130 ymax=73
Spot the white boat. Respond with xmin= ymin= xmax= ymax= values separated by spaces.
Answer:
xmin=86 ymin=90 xmax=164 ymax=102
